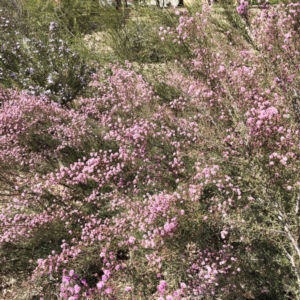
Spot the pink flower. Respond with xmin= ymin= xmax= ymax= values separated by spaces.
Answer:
xmin=102 ymin=275 xmax=108 ymax=281
xmin=218 ymin=65 xmax=225 ymax=72
xmin=97 ymin=281 xmax=104 ymax=290
xmin=59 ymin=293 xmax=68 ymax=299
xmin=157 ymin=280 xmax=167 ymax=293
xmin=74 ymin=284 xmax=81 ymax=294
xmin=180 ymin=282 xmax=187 ymax=289
xmin=128 ymin=236 xmax=136 ymax=244
xmin=163 ymin=221 xmax=177 ymax=233
xmin=62 ymin=276 xmax=70 ymax=285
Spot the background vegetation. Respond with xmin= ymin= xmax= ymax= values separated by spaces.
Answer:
xmin=0 ymin=0 xmax=300 ymax=299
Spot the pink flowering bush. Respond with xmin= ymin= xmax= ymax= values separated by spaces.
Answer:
xmin=1 ymin=2 xmax=300 ymax=299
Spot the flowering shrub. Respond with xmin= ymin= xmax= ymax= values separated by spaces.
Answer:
xmin=1 ymin=2 xmax=300 ymax=300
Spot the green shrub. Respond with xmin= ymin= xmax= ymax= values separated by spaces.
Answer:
xmin=0 ymin=5 xmax=93 ymax=105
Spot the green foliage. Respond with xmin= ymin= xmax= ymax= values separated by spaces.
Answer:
xmin=0 ymin=5 xmax=93 ymax=105
xmin=102 ymin=7 xmax=186 ymax=63
xmin=0 ymin=222 xmax=69 ymax=277
xmin=23 ymin=0 xmax=106 ymax=36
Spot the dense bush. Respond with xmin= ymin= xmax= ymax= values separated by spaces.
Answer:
xmin=1 ymin=2 xmax=300 ymax=300
xmin=0 ymin=10 xmax=93 ymax=105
